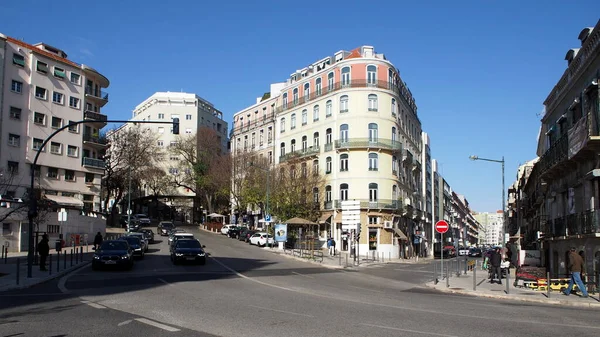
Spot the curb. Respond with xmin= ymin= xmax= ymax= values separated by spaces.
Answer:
xmin=424 ymin=282 xmax=600 ymax=308
xmin=0 ymin=261 xmax=91 ymax=293
xmin=264 ymin=248 xmax=347 ymax=270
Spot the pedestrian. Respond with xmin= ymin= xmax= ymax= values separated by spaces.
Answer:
xmin=563 ymin=247 xmax=589 ymax=298
xmin=330 ymin=238 xmax=336 ymax=256
xmin=327 ymin=237 xmax=332 ymax=256
xmin=490 ymin=247 xmax=502 ymax=284
xmin=37 ymin=234 xmax=50 ymax=271
xmin=94 ymin=232 xmax=103 ymax=250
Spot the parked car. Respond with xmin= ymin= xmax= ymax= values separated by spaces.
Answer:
xmin=221 ymin=224 xmax=236 ymax=235
xmin=240 ymin=229 xmax=256 ymax=243
xmin=157 ymin=221 xmax=175 ymax=236
xmin=171 ymin=239 xmax=206 ymax=265
xmin=249 ymin=232 xmax=274 ymax=247
xmin=228 ymin=226 xmax=243 ymax=239
xmin=458 ymin=247 xmax=470 ymax=256
xmin=92 ymin=240 xmax=134 ymax=270
xmin=119 ymin=236 xmax=144 ymax=258
xmin=469 ymin=248 xmax=482 ymax=257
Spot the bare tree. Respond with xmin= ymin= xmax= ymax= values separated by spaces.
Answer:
xmin=0 ymin=167 xmax=54 ymax=228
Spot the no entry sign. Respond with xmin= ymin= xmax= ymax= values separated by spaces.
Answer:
xmin=435 ymin=220 xmax=449 ymax=234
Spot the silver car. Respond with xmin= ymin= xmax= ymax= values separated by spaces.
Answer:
xmin=127 ymin=233 xmax=148 ymax=252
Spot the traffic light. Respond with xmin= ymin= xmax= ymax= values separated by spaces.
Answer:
xmin=173 ymin=117 xmax=180 ymax=134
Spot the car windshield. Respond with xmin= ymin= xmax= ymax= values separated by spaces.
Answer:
xmin=121 ymin=237 xmax=141 ymax=245
xmin=100 ymin=241 xmax=128 ymax=250
xmin=177 ymin=235 xmax=194 ymax=239
xmin=176 ymin=240 xmax=201 ymax=248
xmin=161 ymin=223 xmax=173 ymax=228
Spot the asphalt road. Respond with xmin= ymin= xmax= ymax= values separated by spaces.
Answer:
xmin=2 ymin=226 xmax=600 ymax=337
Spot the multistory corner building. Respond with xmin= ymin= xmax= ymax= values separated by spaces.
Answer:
xmin=507 ymin=157 xmax=538 ymax=250
xmin=0 ymin=33 xmax=109 ymax=251
xmin=431 ymin=159 xmax=454 ymax=250
xmin=473 ymin=211 xmax=503 ymax=246
xmin=230 ymin=46 xmax=423 ymax=258
xmin=118 ymin=92 xmax=228 ymax=221
xmin=521 ymin=19 xmax=600 ymax=277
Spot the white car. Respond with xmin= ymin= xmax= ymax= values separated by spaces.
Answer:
xmin=221 ymin=225 xmax=236 ymax=235
xmin=169 ymin=232 xmax=195 ymax=246
xmin=249 ymin=232 xmax=274 ymax=247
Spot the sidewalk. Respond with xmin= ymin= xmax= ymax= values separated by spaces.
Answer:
xmin=425 ymin=261 xmax=600 ymax=308
xmin=0 ymin=245 xmax=94 ymax=292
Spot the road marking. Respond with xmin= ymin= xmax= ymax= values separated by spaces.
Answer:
xmin=118 ymin=320 xmax=132 ymax=326
xmin=58 ymin=262 xmax=89 ymax=293
xmin=135 ymin=318 xmax=180 ymax=332
xmin=80 ymin=300 xmax=106 ymax=309
xmin=360 ymin=323 xmax=460 ymax=337
xmin=158 ymin=278 xmax=174 ymax=286
xmin=292 ymin=271 xmax=314 ymax=278
xmin=248 ymin=304 xmax=314 ymax=318
xmin=210 ymin=256 xmax=293 ymax=291
xmin=349 ymin=285 xmax=384 ymax=293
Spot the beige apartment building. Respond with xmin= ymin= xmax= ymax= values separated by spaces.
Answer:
xmin=0 ymin=34 xmax=108 ymax=251
xmin=231 ymin=46 xmax=423 ymax=258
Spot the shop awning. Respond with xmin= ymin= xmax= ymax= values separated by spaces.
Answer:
xmin=392 ymin=228 xmax=408 ymax=240
xmin=319 ymin=214 xmax=332 ymax=224
xmin=44 ymin=195 xmax=84 ymax=207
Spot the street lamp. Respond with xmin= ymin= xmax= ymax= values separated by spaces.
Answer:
xmin=469 ymin=155 xmax=505 ymax=246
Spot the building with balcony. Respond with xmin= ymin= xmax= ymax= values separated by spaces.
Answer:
xmin=0 ymin=33 xmax=109 ymax=251
xmin=230 ymin=46 xmax=423 ymax=258
xmin=473 ymin=211 xmax=503 ymax=246
xmin=520 ymin=20 xmax=600 ymax=277
xmin=450 ymin=193 xmax=479 ymax=246
xmin=420 ymin=133 xmax=433 ymax=253
xmin=507 ymin=158 xmax=538 ymax=250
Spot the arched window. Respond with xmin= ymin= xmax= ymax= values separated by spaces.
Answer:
xmin=367 ymin=65 xmax=377 ymax=85
xmin=341 ymin=67 xmax=351 ymax=87
xmin=291 ymin=113 xmax=296 ymax=129
xmin=369 ymin=153 xmax=378 ymax=171
xmin=388 ymin=68 xmax=394 ymax=89
xmin=368 ymin=94 xmax=378 ymax=111
xmin=302 ymin=109 xmax=308 ymax=125
xmin=325 ymin=157 xmax=332 ymax=173
xmin=326 ymin=128 xmax=332 ymax=144
xmin=327 ymin=72 xmax=334 ymax=89
xmin=313 ymin=132 xmax=320 ymax=147
xmin=392 ymin=127 xmax=397 ymax=142
xmin=313 ymin=105 xmax=319 ymax=121
xmin=304 ymin=83 xmax=310 ymax=102
xmin=312 ymin=160 xmax=319 ymax=175
xmin=315 ymin=78 xmax=322 ymax=96
xmin=290 ymin=139 xmax=296 ymax=152
xmin=293 ymin=88 xmax=299 ymax=105
xmin=313 ymin=187 xmax=319 ymax=203
xmin=369 ymin=183 xmax=378 ymax=202
xmin=340 ymin=124 xmax=349 ymax=142
xmin=340 ymin=95 xmax=349 ymax=112
xmin=368 ymin=123 xmax=378 ymax=142
xmin=280 ymin=142 xmax=286 ymax=156
xmin=282 ymin=93 xmax=288 ymax=108
xmin=391 ymin=98 xmax=397 ymax=116
xmin=302 ymin=135 xmax=307 ymax=151
xmin=340 ymin=183 xmax=349 ymax=201
xmin=340 ymin=154 xmax=349 ymax=171
xmin=280 ymin=118 xmax=286 ymax=132
xmin=392 ymin=156 xmax=398 ymax=174
xmin=326 ymin=100 xmax=332 ymax=117
xmin=325 ymin=185 xmax=332 ymax=202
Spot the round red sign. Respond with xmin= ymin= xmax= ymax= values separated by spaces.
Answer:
xmin=435 ymin=220 xmax=449 ymax=234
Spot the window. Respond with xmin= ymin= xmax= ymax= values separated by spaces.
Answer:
xmin=54 ymin=66 xmax=66 ymax=79
xmin=50 ymin=142 xmax=62 ymax=154
xmin=251 ymin=133 xmax=256 ymax=148
xmin=34 ymin=112 xmax=46 ymax=125
xmin=11 ymin=80 xmax=23 ymax=93
xmin=340 ymin=95 xmax=349 ymax=112
xmin=186 ymin=114 xmax=192 ymax=120
xmin=392 ymin=156 xmax=398 ymax=174
xmin=47 ymin=167 xmax=59 ymax=179
xmin=280 ymin=118 xmax=286 ymax=132
xmin=65 ymin=170 xmax=75 ymax=181
xmin=35 ymin=86 xmax=47 ymax=100
xmin=157 ymin=140 xmax=164 ymax=147
xmin=340 ymin=124 xmax=349 ymax=142
xmin=32 ymin=138 xmax=44 ymax=151
xmin=326 ymin=100 xmax=332 ymax=117
xmin=169 ymin=168 xmax=179 ymax=175
xmin=313 ymin=132 xmax=320 ymax=147
xmin=158 ymin=127 xmax=165 ymax=134
xmin=268 ymin=127 xmax=273 ymax=143
xmin=369 ymin=183 xmax=378 ymax=201
xmin=389 ymin=68 xmax=395 ymax=89
xmin=69 ymin=96 xmax=80 ymax=109
xmin=391 ymin=98 xmax=397 ymax=116
xmin=13 ymin=53 xmax=25 ymax=67
xmin=340 ymin=183 xmax=349 ymax=201
xmin=158 ymin=113 xmax=165 ymax=119
xmin=290 ymin=139 xmax=296 ymax=152
xmin=302 ymin=109 xmax=307 ymax=125
xmin=313 ymin=105 xmax=319 ymax=121
xmin=325 ymin=185 xmax=332 ymax=202
xmin=70 ymin=72 xmax=81 ymax=85
xmin=392 ymin=127 xmax=397 ymax=142
xmin=68 ymin=120 xmax=78 ymax=133
xmin=282 ymin=93 xmax=288 ymax=108
xmin=341 ymin=67 xmax=351 ymax=86
xmin=368 ymin=123 xmax=378 ymax=142
xmin=368 ymin=94 xmax=378 ymax=111
xmin=367 ymin=65 xmax=377 ymax=85
xmin=291 ymin=114 xmax=296 ymax=129
xmin=326 ymin=157 xmax=332 ymax=174
xmin=259 ymin=130 xmax=264 ymax=145
xmin=268 ymin=151 xmax=273 ymax=164
xmin=316 ymin=78 xmax=322 ymax=96
xmin=52 ymin=92 xmax=64 ymax=104
xmin=51 ymin=116 xmax=62 ymax=128
xmin=169 ymin=141 xmax=178 ymax=147
xmin=303 ymin=83 xmax=310 ymax=102
xmin=36 ymin=61 xmax=48 ymax=74
xmin=313 ymin=187 xmax=319 ymax=203
xmin=7 ymin=161 xmax=18 ymax=174
xmin=302 ymin=136 xmax=307 ymax=151
xmin=369 ymin=153 xmax=378 ymax=171
xmin=340 ymin=154 xmax=349 ymax=171
xmin=85 ymin=173 xmax=94 ymax=183
xmin=9 ymin=107 xmax=21 ymax=120
xmin=8 ymin=134 xmax=20 ymax=147
xmin=185 ymin=128 xmax=192 ymax=134
xmin=392 ymin=185 xmax=398 ymax=201
xmin=67 ymin=145 xmax=78 ymax=157
xmin=280 ymin=142 xmax=286 ymax=156
xmin=293 ymin=88 xmax=299 ymax=105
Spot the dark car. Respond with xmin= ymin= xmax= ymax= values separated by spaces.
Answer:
xmin=119 ymin=236 xmax=145 ymax=258
xmin=139 ymin=229 xmax=155 ymax=244
xmin=92 ymin=240 xmax=134 ymax=270
xmin=171 ymin=239 xmax=206 ymax=265
xmin=157 ymin=221 xmax=174 ymax=236
xmin=228 ymin=226 xmax=242 ymax=239
xmin=469 ymin=248 xmax=482 ymax=257
xmin=243 ymin=230 xmax=257 ymax=243
xmin=238 ymin=227 xmax=250 ymax=241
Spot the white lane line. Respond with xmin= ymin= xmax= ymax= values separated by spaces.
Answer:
xmin=135 ymin=318 xmax=181 ymax=332
xmin=80 ymin=300 xmax=106 ymax=309
xmin=248 ymin=304 xmax=314 ymax=318
xmin=292 ymin=271 xmax=314 ymax=278
xmin=210 ymin=256 xmax=294 ymax=291
xmin=158 ymin=278 xmax=174 ymax=286
xmin=118 ymin=320 xmax=132 ymax=326
xmin=349 ymin=285 xmax=384 ymax=293
xmin=360 ymin=323 xmax=460 ymax=337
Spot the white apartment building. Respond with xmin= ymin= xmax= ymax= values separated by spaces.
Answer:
xmin=231 ymin=46 xmax=423 ymax=258
xmin=0 ymin=34 xmax=108 ymax=251
xmin=474 ymin=211 xmax=503 ymax=246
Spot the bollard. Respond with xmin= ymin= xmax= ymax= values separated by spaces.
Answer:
xmin=57 ymin=252 xmax=60 ymax=272
xmin=546 ymin=272 xmax=551 ymax=298
xmin=80 ymin=246 xmax=83 ymax=262
xmin=339 ymin=251 xmax=342 ymax=266
xmin=3 ymin=246 xmax=7 ymax=264
xmin=345 ymin=253 xmax=348 ymax=267
xmin=70 ymin=248 xmax=73 ymax=267
xmin=16 ymin=258 xmax=20 ymax=285
xmin=473 ymin=261 xmax=477 ymax=291
xmin=1 ymin=245 xmax=3 ymax=260
xmin=64 ymin=249 xmax=67 ymax=270
xmin=75 ymin=248 xmax=79 ymax=264
xmin=49 ymin=254 xmax=52 ymax=275
xmin=464 ymin=256 xmax=468 ymax=275
xmin=446 ymin=263 xmax=450 ymax=288
xmin=434 ymin=260 xmax=438 ymax=284
xmin=506 ymin=268 xmax=510 ymax=294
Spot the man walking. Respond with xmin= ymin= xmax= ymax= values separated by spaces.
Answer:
xmin=94 ymin=232 xmax=103 ymax=250
xmin=490 ymin=247 xmax=502 ymax=284
xmin=563 ymin=247 xmax=589 ymax=298
xmin=330 ymin=237 xmax=336 ymax=257
xmin=37 ymin=234 xmax=50 ymax=271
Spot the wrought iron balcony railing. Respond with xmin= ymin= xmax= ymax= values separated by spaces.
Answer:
xmin=537 ymin=133 xmax=568 ymax=176
xmin=279 ymin=146 xmax=320 ymax=163
xmin=334 ymin=138 xmax=402 ymax=152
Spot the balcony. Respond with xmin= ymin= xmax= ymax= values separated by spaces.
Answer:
xmin=279 ymin=146 xmax=320 ymax=163
xmin=82 ymin=157 xmax=105 ymax=169
xmin=85 ymin=86 xmax=109 ymax=106
xmin=84 ymin=110 xmax=108 ymax=126
xmin=332 ymin=199 xmax=402 ymax=210
xmin=544 ymin=211 xmax=600 ymax=239
xmin=334 ymin=138 xmax=402 ymax=152
xmin=229 ymin=112 xmax=276 ymax=137
xmin=403 ymin=149 xmax=413 ymax=164
xmin=83 ymin=133 xmax=107 ymax=148
xmin=537 ymin=133 xmax=569 ymax=178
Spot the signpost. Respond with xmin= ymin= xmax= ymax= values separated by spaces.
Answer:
xmin=435 ymin=220 xmax=449 ymax=281
xmin=341 ymin=200 xmax=360 ymax=264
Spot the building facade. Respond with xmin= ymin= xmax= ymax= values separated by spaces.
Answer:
xmin=421 ymin=132 xmax=433 ymax=253
xmin=230 ymin=46 xmax=423 ymax=258
xmin=474 ymin=211 xmax=503 ymax=246
xmin=519 ymin=20 xmax=600 ymax=277
xmin=0 ymin=34 xmax=109 ymax=251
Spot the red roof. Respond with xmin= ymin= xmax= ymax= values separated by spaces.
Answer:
xmin=7 ymin=36 xmax=79 ymax=68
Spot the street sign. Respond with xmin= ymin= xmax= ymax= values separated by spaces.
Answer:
xmin=341 ymin=200 xmax=360 ymax=226
xmin=265 ymin=214 xmax=271 ymax=222
xmin=435 ymin=220 xmax=449 ymax=234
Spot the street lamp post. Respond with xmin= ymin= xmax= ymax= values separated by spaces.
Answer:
xmin=469 ymin=155 xmax=505 ymax=246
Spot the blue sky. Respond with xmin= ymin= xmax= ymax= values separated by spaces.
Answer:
xmin=2 ymin=1 xmax=599 ymax=212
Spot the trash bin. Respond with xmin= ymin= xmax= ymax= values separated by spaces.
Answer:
xmin=55 ymin=240 xmax=62 ymax=252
